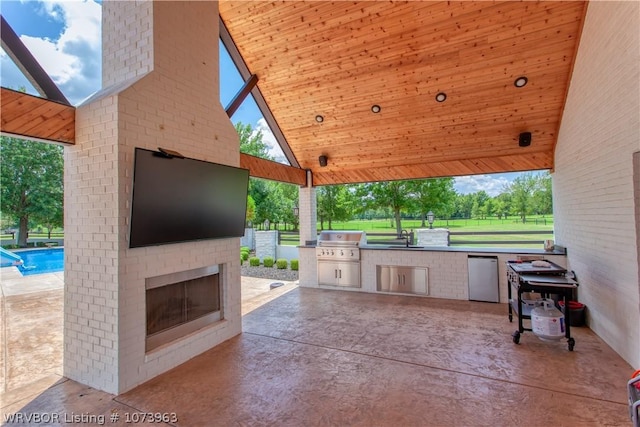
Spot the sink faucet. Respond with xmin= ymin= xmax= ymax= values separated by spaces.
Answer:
xmin=401 ymin=229 xmax=410 ymax=247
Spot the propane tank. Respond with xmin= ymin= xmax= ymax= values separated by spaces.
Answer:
xmin=531 ymin=299 xmax=565 ymax=341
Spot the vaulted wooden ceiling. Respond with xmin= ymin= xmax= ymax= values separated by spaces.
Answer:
xmin=219 ymin=1 xmax=587 ymax=185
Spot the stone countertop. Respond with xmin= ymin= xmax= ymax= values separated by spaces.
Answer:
xmin=298 ymin=244 xmax=566 ymax=256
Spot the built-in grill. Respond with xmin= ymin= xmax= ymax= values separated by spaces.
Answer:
xmin=316 ymin=231 xmax=366 ymax=288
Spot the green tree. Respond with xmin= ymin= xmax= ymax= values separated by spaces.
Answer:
xmin=470 ymin=191 xmax=490 ymax=219
xmin=317 ymin=185 xmax=354 ymax=230
xmin=453 ymin=193 xmax=475 ymax=219
xmin=236 ymin=122 xmax=273 ymax=160
xmin=0 ymin=137 xmax=64 ymax=247
xmin=360 ymin=181 xmax=413 ymax=236
xmin=408 ymin=178 xmax=456 ymax=227
xmin=236 ymin=121 xmax=279 ymax=229
xmin=532 ymin=172 xmax=553 ymax=215
xmin=246 ymin=194 xmax=256 ymax=225
xmin=508 ymin=173 xmax=538 ymax=223
xmin=493 ymin=192 xmax=512 ymax=219
xmin=248 ymin=178 xmax=298 ymax=230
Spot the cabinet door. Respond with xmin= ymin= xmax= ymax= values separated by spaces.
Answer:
xmin=377 ymin=266 xmax=429 ymax=295
xmin=317 ymin=261 xmax=339 ymax=286
xmin=337 ymin=263 xmax=360 ymax=288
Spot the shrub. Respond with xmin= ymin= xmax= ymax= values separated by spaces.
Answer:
xmin=241 ymin=251 xmax=249 ymax=261
xmin=263 ymin=257 xmax=274 ymax=268
xmin=240 ymin=255 xmax=243 ymax=265
xmin=290 ymin=259 xmax=299 ymax=271
xmin=276 ymin=259 xmax=288 ymax=269
xmin=249 ymin=257 xmax=260 ymax=267
xmin=241 ymin=246 xmax=250 ymax=254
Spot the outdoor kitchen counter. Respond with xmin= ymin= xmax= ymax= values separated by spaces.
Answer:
xmin=299 ymin=244 xmax=566 ymax=256
xmin=359 ymin=245 xmax=566 ymax=255
xmin=298 ymin=245 xmax=568 ymax=303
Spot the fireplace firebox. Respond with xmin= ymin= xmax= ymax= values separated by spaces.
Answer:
xmin=145 ymin=265 xmax=222 ymax=352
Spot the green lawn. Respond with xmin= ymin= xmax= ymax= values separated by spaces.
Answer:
xmin=277 ymin=216 xmax=555 ymax=249
xmin=320 ymin=216 xmax=553 ymax=232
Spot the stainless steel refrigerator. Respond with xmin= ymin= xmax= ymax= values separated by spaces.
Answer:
xmin=467 ymin=256 xmax=500 ymax=302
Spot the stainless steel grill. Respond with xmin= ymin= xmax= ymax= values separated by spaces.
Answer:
xmin=316 ymin=231 xmax=365 ymax=287
xmin=317 ymin=231 xmax=367 ymax=247
xmin=316 ymin=231 xmax=366 ymax=261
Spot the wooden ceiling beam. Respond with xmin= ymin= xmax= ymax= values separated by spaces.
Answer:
xmin=0 ymin=88 xmax=75 ymax=144
xmin=0 ymin=16 xmax=69 ymax=105
xmin=240 ymin=153 xmax=307 ymax=186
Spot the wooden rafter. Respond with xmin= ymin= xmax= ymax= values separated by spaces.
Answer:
xmin=240 ymin=153 xmax=307 ymax=186
xmin=0 ymin=15 xmax=69 ymax=105
xmin=0 ymin=88 xmax=75 ymax=144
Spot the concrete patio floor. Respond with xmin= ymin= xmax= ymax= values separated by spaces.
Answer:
xmin=0 ymin=269 xmax=297 ymax=407
xmin=0 ymin=268 xmax=634 ymax=426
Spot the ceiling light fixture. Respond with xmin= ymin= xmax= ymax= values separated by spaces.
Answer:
xmin=315 ymin=115 xmax=324 ymax=123
xmin=371 ymin=104 xmax=381 ymax=113
xmin=319 ymin=155 xmax=328 ymax=167
xmin=514 ymin=76 xmax=528 ymax=88
xmin=435 ymin=92 xmax=447 ymax=102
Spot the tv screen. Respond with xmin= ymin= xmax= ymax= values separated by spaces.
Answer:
xmin=129 ymin=148 xmax=250 ymax=248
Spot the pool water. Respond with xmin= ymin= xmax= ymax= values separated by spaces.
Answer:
xmin=15 ymin=248 xmax=64 ymax=276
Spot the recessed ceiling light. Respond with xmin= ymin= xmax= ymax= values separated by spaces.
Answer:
xmin=435 ymin=92 xmax=447 ymax=102
xmin=514 ymin=76 xmax=528 ymax=88
xmin=315 ymin=115 xmax=324 ymax=123
xmin=371 ymin=104 xmax=381 ymax=113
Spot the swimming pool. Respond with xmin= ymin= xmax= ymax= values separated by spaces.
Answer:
xmin=13 ymin=248 xmax=64 ymax=276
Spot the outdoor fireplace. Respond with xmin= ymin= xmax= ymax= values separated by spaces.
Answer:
xmin=145 ymin=265 xmax=223 ymax=352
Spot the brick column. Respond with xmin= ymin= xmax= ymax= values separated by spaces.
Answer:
xmin=416 ymin=228 xmax=450 ymax=246
xmin=299 ymin=170 xmax=317 ymax=245
xmin=66 ymin=0 xmax=241 ymax=395
xmin=255 ymin=230 xmax=278 ymax=261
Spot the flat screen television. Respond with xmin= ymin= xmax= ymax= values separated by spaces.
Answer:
xmin=129 ymin=148 xmax=250 ymax=248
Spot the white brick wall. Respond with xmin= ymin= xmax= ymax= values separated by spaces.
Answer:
xmin=102 ymin=1 xmax=153 ymax=88
xmin=65 ymin=96 xmax=120 ymax=392
xmin=255 ymin=231 xmax=278 ymax=261
xmin=301 ymin=247 xmax=568 ymax=304
xmin=298 ymin=247 xmax=318 ymax=287
xmin=553 ymin=2 xmax=640 ymax=368
xmin=67 ymin=1 xmax=242 ymax=394
xmin=361 ymin=250 xmax=467 ymax=299
xmin=299 ymin=185 xmax=317 ymax=245
xmin=416 ymin=228 xmax=450 ymax=247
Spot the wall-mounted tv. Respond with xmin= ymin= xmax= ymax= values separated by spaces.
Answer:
xmin=129 ymin=148 xmax=250 ymax=248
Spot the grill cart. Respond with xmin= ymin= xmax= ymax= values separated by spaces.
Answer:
xmin=507 ymin=260 xmax=579 ymax=351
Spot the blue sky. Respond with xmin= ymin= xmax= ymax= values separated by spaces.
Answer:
xmin=0 ymin=0 xmax=526 ymax=196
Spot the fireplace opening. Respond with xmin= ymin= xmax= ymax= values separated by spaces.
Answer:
xmin=145 ymin=265 xmax=223 ymax=352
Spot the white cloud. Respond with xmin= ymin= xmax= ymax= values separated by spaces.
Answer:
xmin=16 ymin=1 xmax=102 ymax=105
xmin=454 ymin=174 xmax=514 ymax=196
xmin=254 ymin=118 xmax=289 ymax=165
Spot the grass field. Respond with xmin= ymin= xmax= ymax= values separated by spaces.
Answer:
xmin=320 ymin=216 xmax=553 ymax=231
xmin=294 ymin=216 xmax=555 ymax=249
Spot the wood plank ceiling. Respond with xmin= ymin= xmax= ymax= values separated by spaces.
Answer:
xmin=1 ymin=88 xmax=75 ymax=144
xmin=219 ymin=1 xmax=587 ymax=186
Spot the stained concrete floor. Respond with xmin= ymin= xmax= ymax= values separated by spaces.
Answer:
xmin=0 ymin=271 xmax=634 ymax=426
